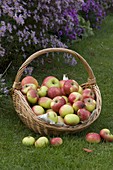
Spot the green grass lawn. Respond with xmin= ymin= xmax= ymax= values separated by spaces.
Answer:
xmin=1 ymin=14 xmax=113 ymax=170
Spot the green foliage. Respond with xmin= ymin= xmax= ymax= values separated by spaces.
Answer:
xmin=0 ymin=14 xmax=113 ymax=170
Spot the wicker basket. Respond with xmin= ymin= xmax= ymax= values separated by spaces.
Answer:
xmin=10 ymin=48 xmax=102 ymax=136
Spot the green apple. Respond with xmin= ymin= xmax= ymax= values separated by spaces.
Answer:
xmin=59 ymin=104 xmax=74 ymax=117
xmin=38 ymin=97 xmax=52 ymax=109
xmin=35 ymin=136 xmax=49 ymax=148
xmin=37 ymin=86 xmax=48 ymax=97
xmin=64 ymin=114 xmax=80 ymax=126
xmin=27 ymin=89 xmax=39 ymax=104
xmin=21 ymin=83 xmax=37 ymax=94
xmin=47 ymin=111 xmax=58 ymax=123
xmin=42 ymin=76 xmax=60 ymax=88
xmin=32 ymin=105 xmax=45 ymax=116
xmin=22 ymin=136 xmax=35 ymax=146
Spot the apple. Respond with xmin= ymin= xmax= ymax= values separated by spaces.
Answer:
xmin=22 ymin=136 xmax=35 ymax=146
xmin=42 ymin=76 xmax=60 ymax=88
xmin=68 ymin=92 xmax=82 ymax=104
xmin=27 ymin=89 xmax=39 ymax=104
xmin=73 ymin=100 xmax=85 ymax=112
xmin=47 ymin=87 xmax=62 ymax=99
xmin=35 ymin=136 xmax=49 ymax=148
xmin=37 ymin=86 xmax=48 ymax=97
xmin=50 ymin=137 xmax=63 ymax=146
xmin=62 ymin=95 xmax=68 ymax=103
xmin=21 ymin=76 xmax=39 ymax=87
xmin=60 ymin=87 xmax=67 ymax=96
xmin=57 ymin=116 xmax=64 ymax=124
xmin=77 ymin=108 xmax=91 ymax=121
xmin=82 ymin=88 xmax=95 ymax=100
xmin=83 ymin=97 xmax=96 ymax=112
xmin=59 ymin=104 xmax=74 ymax=118
xmin=63 ymin=79 xmax=79 ymax=95
xmin=51 ymin=96 xmax=66 ymax=112
xmin=21 ymin=83 xmax=37 ymax=94
xmin=59 ymin=80 xmax=66 ymax=88
xmin=86 ymin=133 xmax=101 ymax=143
xmin=64 ymin=114 xmax=80 ymax=126
xmin=32 ymin=105 xmax=45 ymax=116
xmin=78 ymin=85 xmax=83 ymax=94
xmin=100 ymin=129 xmax=113 ymax=142
xmin=47 ymin=111 xmax=58 ymax=123
xmin=38 ymin=97 xmax=52 ymax=109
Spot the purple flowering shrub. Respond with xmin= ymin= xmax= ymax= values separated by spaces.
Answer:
xmin=80 ymin=0 xmax=106 ymax=29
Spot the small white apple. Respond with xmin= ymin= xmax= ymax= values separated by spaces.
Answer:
xmin=22 ymin=136 xmax=35 ymax=146
xmin=35 ymin=136 xmax=49 ymax=148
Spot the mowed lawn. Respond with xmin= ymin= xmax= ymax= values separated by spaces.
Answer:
xmin=0 ymin=14 xmax=113 ymax=170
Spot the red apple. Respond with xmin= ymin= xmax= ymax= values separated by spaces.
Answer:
xmin=50 ymin=137 xmax=63 ymax=146
xmin=27 ymin=89 xmax=39 ymax=104
xmin=73 ymin=100 xmax=85 ymax=112
xmin=59 ymin=80 xmax=66 ymax=88
xmin=21 ymin=76 xmax=39 ymax=87
xmin=51 ymin=96 xmax=66 ymax=112
xmin=64 ymin=114 xmax=80 ymax=126
xmin=68 ymin=92 xmax=82 ymax=104
xmin=42 ymin=76 xmax=60 ymax=88
xmin=83 ymin=97 xmax=96 ymax=112
xmin=38 ymin=97 xmax=52 ymax=109
xmin=47 ymin=87 xmax=62 ymax=99
xmin=82 ymin=88 xmax=95 ymax=100
xmin=86 ymin=132 xmax=101 ymax=143
xmin=77 ymin=108 xmax=91 ymax=121
xmin=63 ymin=79 xmax=79 ymax=95
xmin=59 ymin=104 xmax=74 ymax=118
xmin=100 ymin=129 xmax=113 ymax=142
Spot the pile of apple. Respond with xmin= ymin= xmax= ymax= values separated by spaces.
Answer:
xmin=21 ymin=75 xmax=96 ymax=126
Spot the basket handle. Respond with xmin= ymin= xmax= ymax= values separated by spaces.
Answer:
xmin=12 ymin=48 xmax=96 ymax=89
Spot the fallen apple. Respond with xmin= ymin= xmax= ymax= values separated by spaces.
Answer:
xmin=35 ymin=136 xmax=49 ymax=148
xmin=86 ymin=132 xmax=101 ymax=143
xmin=100 ymin=128 xmax=113 ymax=142
xmin=50 ymin=137 xmax=63 ymax=146
xmin=22 ymin=136 xmax=35 ymax=146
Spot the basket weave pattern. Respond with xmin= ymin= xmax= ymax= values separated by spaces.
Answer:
xmin=11 ymin=48 xmax=102 ymax=135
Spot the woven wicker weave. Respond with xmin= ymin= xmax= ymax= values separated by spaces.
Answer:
xmin=10 ymin=48 xmax=102 ymax=135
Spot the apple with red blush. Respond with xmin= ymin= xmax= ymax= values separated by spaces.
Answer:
xmin=51 ymin=96 xmax=66 ymax=112
xmin=38 ymin=97 xmax=52 ymax=109
xmin=77 ymin=108 xmax=91 ymax=121
xmin=42 ymin=76 xmax=60 ymax=88
xmin=27 ymin=89 xmax=39 ymax=104
xmin=82 ymin=88 xmax=95 ymax=100
xmin=83 ymin=97 xmax=96 ymax=112
xmin=73 ymin=100 xmax=85 ymax=112
xmin=100 ymin=128 xmax=113 ymax=142
xmin=50 ymin=137 xmax=63 ymax=146
xmin=47 ymin=86 xmax=62 ymax=99
xmin=86 ymin=132 xmax=101 ymax=143
xmin=21 ymin=76 xmax=39 ymax=88
xmin=63 ymin=79 xmax=79 ymax=95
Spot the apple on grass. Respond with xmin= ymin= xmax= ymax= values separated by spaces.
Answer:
xmin=35 ymin=136 xmax=49 ymax=148
xmin=59 ymin=104 xmax=74 ymax=118
xmin=50 ymin=137 xmax=63 ymax=146
xmin=32 ymin=105 xmax=45 ymax=116
xmin=73 ymin=100 xmax=85 ymax=112
xmin=38 ymin=97 xmax=52 ymax=109
xmin=21 ymin=76 xmax=39 ymax=88
xmin=68 ymin=92 xmax=82 ymax=104
xmin=82 ymin=88 xmax=95 ymax=100
xmin=47 ymin=87 xmax=62 ymax=99
xmin=63 ymin=79 xmax=79 ymax=95
xmin=21 ymin=83 xmax=37 ymax=94
xmin=86 ymin=133 xmax=101 ymax=143
xmin=27 ymin=89 xmax=39 ymax=104
xmin=22 ymin=136 xmax=35 ymax=146
xmin=77 ymin=108 xmax=91 ymax=121
xmin=42 ymin=76 xmax=60 ymax=88
xmin=37 ymin=86 xmax=48 ymax=97
xmin=100 ymin=129 xmax=113 ymax=142
xmin=64 ymin=114 xmax=80 ymax=126
xmin=83 ymin=97 xmax=96 ymax=112
xmin=51 ymin=96 xmax=66 ymax=112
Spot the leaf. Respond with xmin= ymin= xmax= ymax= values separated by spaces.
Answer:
xmin=83 ymin=148 xmax=93 ymax=153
